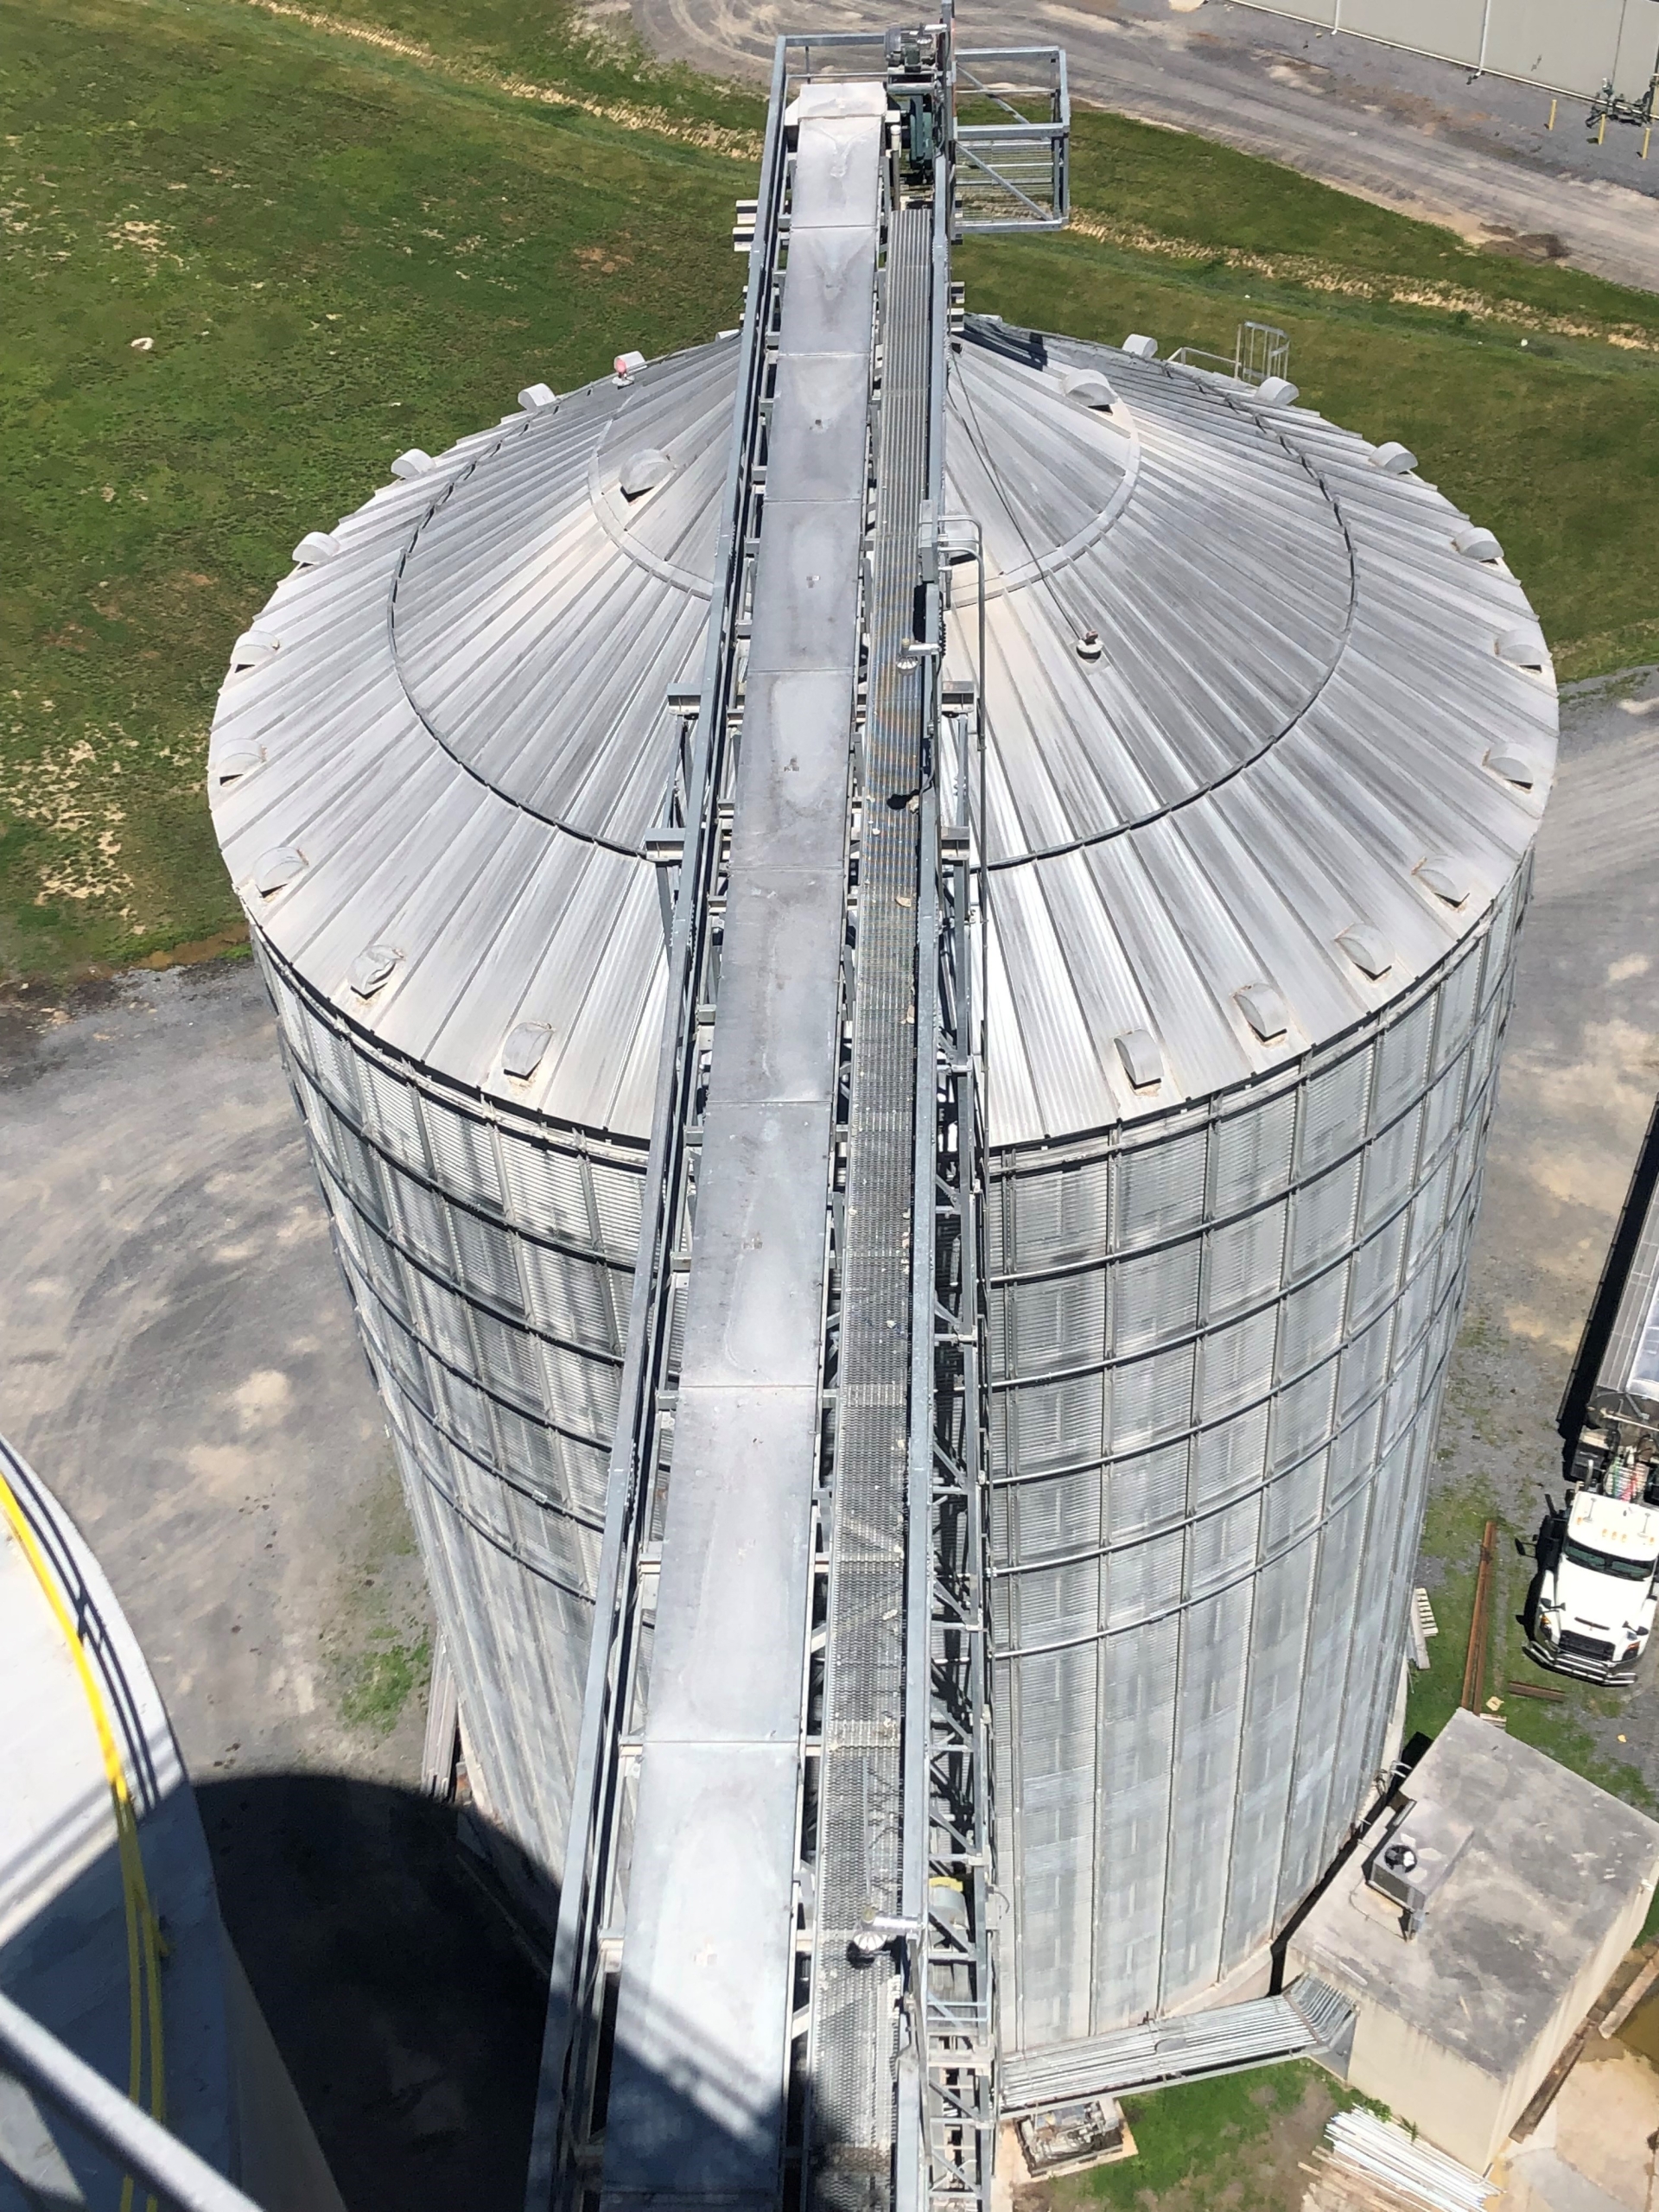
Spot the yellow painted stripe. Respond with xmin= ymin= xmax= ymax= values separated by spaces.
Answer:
xmin=0 ymin=1465 xmax=167 ymax=2211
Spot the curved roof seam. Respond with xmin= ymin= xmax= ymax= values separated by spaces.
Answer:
xmin=382 ymin=474 xmax=677 ymax=861
xmin=982 ymin=361 xmax=1365 ymax=867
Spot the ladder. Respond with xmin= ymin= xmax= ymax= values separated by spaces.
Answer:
xmin=525 ymin=19 xmax=1065 ymax=2210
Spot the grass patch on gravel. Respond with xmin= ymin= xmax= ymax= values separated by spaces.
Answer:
xmin=340 ymin=1630 xmax=431 ymax=1736
xmin=325 ymin=1455 xmax=433 ymax=1743
xmin=1030 ymin=2063 xmax=1380 ymax=2212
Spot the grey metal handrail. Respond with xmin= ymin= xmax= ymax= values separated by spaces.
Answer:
xmin=0 ymin=1988 xmax=263 ymax=2212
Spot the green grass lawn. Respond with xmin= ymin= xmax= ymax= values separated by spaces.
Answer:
xmin=0 ymin=0 xmax=750 ymax=978
xmin=4 ymin=0 xmax=1659 ymax=979
xmin=1061 ymin=110 xmax=1659 ymax=342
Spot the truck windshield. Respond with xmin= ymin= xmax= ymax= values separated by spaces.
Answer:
xmin=1563 ymin=1536 xmax=1658 ymax=1582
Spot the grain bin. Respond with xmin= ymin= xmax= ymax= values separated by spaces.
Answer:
xmin=0 ymin=1434 xmax=344 ymax=2208
xmin=207 ymin=321 xmax=1555 ymax=2052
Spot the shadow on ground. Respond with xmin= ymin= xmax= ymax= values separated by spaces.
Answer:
xmin=197 ymin=1772 xmax=545 ymax=2212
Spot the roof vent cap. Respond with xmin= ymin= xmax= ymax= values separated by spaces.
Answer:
xmin=502 ymin=1020 xmax=553 ymax=1080
xmin=518 ymin=382 xmax=558 ymax=412
xmin=1063 ymin=370 xmax=1117 ymax=410
xmin=1373 ymin=442 xmax=1416 ymax=475
xmin=348 ymin=944 xmax=400 ymax=999
xmin=1236 ymin=982 xmax=1290 ymax=1041
xmin=1255 ymin=376 xmax=1300 ymax=407
xmin=1115 ymin=1028 xmax=1164 ymax=1090
xmin=1337 ymin=924 xmax=1393 ymax=979
xmin=1122 ymin=333 xmax=1158 ymax=359
xmin=1497 ymin=626 xmax=1549 ymax=670
xmin=1416 ymin=855 xmax=1472 ymax=906
xmin=212 ymin=743 xmax=263 ymax=785
xmin=390 ymin=449 xmax=435 ymax=480
xmin=620 ymin=448 xmax=674 ymax=499
xmin=613 ymin=350 xmax=646 ymax=385
xmin=1075 ymin=630 xmax=1103 ymax=662
xmin=229 ymin=630 xmax=279 ymax=671
xmin=253 ymin=846 xmax=305 ymax=896
xmin=1486 ymin=747 xmax=1537 ymax=788
xmin=1454 ymin=524 xmax=1503 ymax=563
xmin=292 ymin=531 xmax=341 ymax=566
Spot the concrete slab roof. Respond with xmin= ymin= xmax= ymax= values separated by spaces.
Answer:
xmin=1290 ymin=1707 xmax=1659 ymax=2082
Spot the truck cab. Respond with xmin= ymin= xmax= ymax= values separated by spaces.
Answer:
xmin=1533 ymin=1485 xmax=1659 ymax=1684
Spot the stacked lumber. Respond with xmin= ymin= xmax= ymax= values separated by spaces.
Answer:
xmin=1303 ymin=2111 xmax=1497 ymax=2212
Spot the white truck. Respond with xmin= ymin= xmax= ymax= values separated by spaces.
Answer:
xmin=1533 ymin=1479 xmax=1659 ymax=1684
xmin=1535 ymin=1176 xmax=1659 ymax=1683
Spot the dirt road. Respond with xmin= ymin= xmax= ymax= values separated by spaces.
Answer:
xmin=629 ymin=0 xmax=1659 ymax=293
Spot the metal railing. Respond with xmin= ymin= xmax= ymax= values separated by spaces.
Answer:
xmin=524 ymin=35 xmax=790 ymax=2194
xmin=1169 ymin=321 xmax=1290 ymax=386
xmin=0 ymin=1991 xmax=262 ymax=2212
xmin=954 ymin=47 xmax=1069 ymax=230
xmin=900 ymin=628 xmax=997 ymax=2212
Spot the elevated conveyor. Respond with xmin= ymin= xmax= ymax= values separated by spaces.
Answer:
xmin=528 ymin=19 xmax=1065 ymax=2210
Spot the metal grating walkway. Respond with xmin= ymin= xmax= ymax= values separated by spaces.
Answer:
xmin=998 ymin=1986 xmax=1345 ymax=2111
xmin=809 ymin=200 xmax=937 ymax=2211
xmin=598 ymin=75 xmax=888 ymax=2207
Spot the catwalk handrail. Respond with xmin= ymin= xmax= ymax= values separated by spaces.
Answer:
xmin=0 ymin=1990 xmax=262 ymax=2212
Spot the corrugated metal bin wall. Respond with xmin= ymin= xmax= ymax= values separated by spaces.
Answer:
xmin=256 ymin=939 xmax=644 ymax=1879
xmin=990 ymin=860 xmax=1529 ymax=2049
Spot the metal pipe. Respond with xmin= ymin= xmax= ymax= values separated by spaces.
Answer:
xmin=1460 ymin=1520 xmax=1498 ymax=1710
xmin=0 ymin=1993 xmax=262 ymax=2212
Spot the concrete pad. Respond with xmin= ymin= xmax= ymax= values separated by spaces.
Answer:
xmin=1552 ymin=2044 xmax=1659 ymax=2210
xmin=1503 ymin=2146 xmax=1638 ymax=2212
